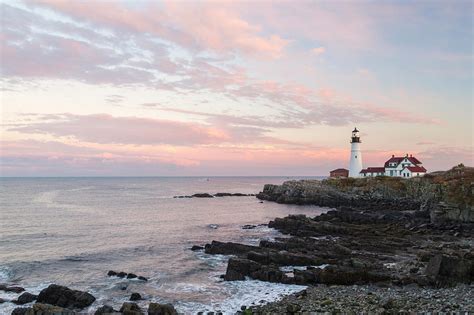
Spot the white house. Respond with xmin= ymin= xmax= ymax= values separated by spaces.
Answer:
xmin=360 ymin=154 xmax=427 ymax=178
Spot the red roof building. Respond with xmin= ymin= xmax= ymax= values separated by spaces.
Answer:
xmin=361 ymin=154 xmax=427 ymax=178
xmin=330 ymin=168 xmax=349 ymax=178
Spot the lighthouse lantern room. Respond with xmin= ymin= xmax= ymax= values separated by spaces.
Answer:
xmin=348 ymin=127 xmax=363 ymax=178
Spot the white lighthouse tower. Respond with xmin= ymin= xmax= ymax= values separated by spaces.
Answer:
xmin=348 ymin=127 xmax=363 ymax=178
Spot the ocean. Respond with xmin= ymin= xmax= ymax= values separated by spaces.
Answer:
xmin=0 ymin=177 xmax=327 ymax=314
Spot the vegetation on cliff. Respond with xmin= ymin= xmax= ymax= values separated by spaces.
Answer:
xmin=257 ymin=164 xmax=473 ymax=223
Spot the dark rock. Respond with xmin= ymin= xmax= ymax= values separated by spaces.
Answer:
xmin=138 ymin=276 xmax=148 ymax=282
xmin=224 ymin=258 xmax=261 ymax=281
xmin=191 ymin=245 xmax=204 ymax=251
xmin=286 ymin=303 xmax=302 ymax=313
xmin=117 ymin=272 xmax=127 ymax=278
xmin=120 ymin=302 xmax=143 ymax=315
xmin=214 ymin=193 xmax=233 ymax=197
xmin=0 ymin=298 xmax=7 ymax=304
xmin=205 ymin=241 xmax=261 ymax=256
xmin=107 ymin=270 xmax=117 ymax=277
xmin=130 ymin=292 xmax=142 ymax=301
xmin=127 ymin=273 xmax=138 ymax=279
xmin=36 ymin=284 xmax=96 ymax=309
xmin=242 ymin=225 xmax=257 ymax=229
xmin=95 ymin=305 xmax=116 ymax=314
xmin=0 ymin=285 xmax=25 ymax=293
xmin=425 ymin=254 xmax=474 ymax=284
xmin=11 ymin=308 xmax=28 ymax=315
xmin=15 ymin=292 xmax=38 ymax=305
xmin=148 ymin=302 xmax=178 ymax=315
xmin=12 ymin=303 xmax=75 ymax=315
xmin=191 ymin=193 xmax=214 ymax=198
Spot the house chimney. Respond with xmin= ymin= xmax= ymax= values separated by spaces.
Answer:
xmin=392 ymin=154 xmax=394 ymax=158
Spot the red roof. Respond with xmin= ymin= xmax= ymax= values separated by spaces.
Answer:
xmin=406 ymin=166 xmax=427 ymax=173
xmin=384 ymin=156 xmax=422 ymax=167
xmin=384 ymin=157 xmax=404 ymax=167
xmin=407 ymin=156 xmax=422 ymax=165
xmin=360 ymin=167 xmax=385 ymax=173
xmin=330 ymin=168 xmax=348 ymax=173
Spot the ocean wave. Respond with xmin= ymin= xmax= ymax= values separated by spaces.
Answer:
xmin=176 ymin=279 xmax=306 ymax=314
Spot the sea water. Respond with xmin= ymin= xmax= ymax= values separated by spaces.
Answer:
xmin=0 ymin=177 xmax=327 ymax=314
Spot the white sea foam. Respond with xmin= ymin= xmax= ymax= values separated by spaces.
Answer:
xmin=0 ymin=266 xmax=11 ymax=282
xmin=176 ymin=279 xmax=306 ymax=314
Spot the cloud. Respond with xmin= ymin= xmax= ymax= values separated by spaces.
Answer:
xmin=31 ymin=0 xmax=288 ymax=58
xmin=8 ymin=113 xmax=296 ymax=146
xmin=9 ymin=114 xmax=231 ymax=146
xmin=312 ymin=47 xmax=325 ymax=56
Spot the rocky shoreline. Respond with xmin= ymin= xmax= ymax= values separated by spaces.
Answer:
xmin=2 ymin=166 xmax=472 ymax=314
xmin=200 ymin=165 xmax=474 ymax=313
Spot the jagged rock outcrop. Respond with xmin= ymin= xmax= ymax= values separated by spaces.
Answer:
xmin=257 ymin=165 xmax=473 ymax=223
xmin=36 ymin=284 xmax=96 ymax=310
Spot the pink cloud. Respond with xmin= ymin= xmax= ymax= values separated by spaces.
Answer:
xmin=33 ymin=0 xmax=288 ymax=58
xmin=10 ymin=114 xmax=231 ymax=145
xmin=8 ymin=113 xmax=298 ymax=146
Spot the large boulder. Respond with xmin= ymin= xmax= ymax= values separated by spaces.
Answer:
xmin=36 ymin=284 xmax=96 ymax=309
xmin=0 ymin=284 xmax=25 ymax=293
xmin=12 ymin=303 xmax=75 ymax=315
xmin=14 ymin=292 xmax=38 ymax=305
xmin=148 ymin=302 xmax=178 ymax=315
xmin=119 ymin=302 xmax=143 ymax=315
xmin=224 ymin=258 xmax=261 ymax=281
xmin=95 ymin=305 xmax=118 ymax=314
xmin=425 ymin=254 xmax=474 ymax=284
xmin=130 ymin=292 xmax=142 ymax=301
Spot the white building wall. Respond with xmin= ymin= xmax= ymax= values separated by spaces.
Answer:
xmin=349 ymin=142 xmax=363 ymax=177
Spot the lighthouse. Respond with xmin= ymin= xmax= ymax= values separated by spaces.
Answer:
xmin=348 ymin=127 xmax=363 ymax=177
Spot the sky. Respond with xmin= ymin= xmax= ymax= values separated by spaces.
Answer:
xmin=1 ymin=0 xmax=473 ymax=176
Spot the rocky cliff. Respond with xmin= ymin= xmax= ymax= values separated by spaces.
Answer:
xmin=257 ymin=165 xmax=474 ymax=223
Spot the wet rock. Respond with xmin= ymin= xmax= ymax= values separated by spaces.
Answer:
xmin=36 ymin=284 xmax=96 ymax=309
xmin=95 ymin=305 xmax=116 ymax=314
xmin=204 ymin=241 xmax=261 ymax=256
xmin=130 ymin=292 xmax=142 ymax=301
xmin=286 ymin=303 xmax=301 ymax=313
xmin=148 ymin=302 xmax=178 ymax=315
xmin=214 ymin=193 xmax=233 ymax=197
xmin=117 ymin=272 xmax=127 ymax=278
xmin=12 ymin=303 xmax=75 ymax=315
xmin=107 ymin=270 xmax=117 ymax=277
xmin=191 ymin=193 xmax=214 ymax=198
xmin=15 ymin=292 xmax=38 ymax=305
xmin=191 ymin=245 xmax=204 ymax=251
xmin=0 ymin=285 xmax=25 ymax=293
xmin=11 ymin=308 xmax=28 ymax=315
xmin=224 ymin=258 xmax=261 ymax=281
xmin=425 ymin=254 xmax=474 ymax=284
xmin=242 ymin=224 xmax=257 ymax=229
xmin=127 ymin=273 xmax=138 ymax=279
xmin=137 ymin=276 xmax=148 ymax=282
xmin=120 ymin=302 xmax=143 ymax=315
